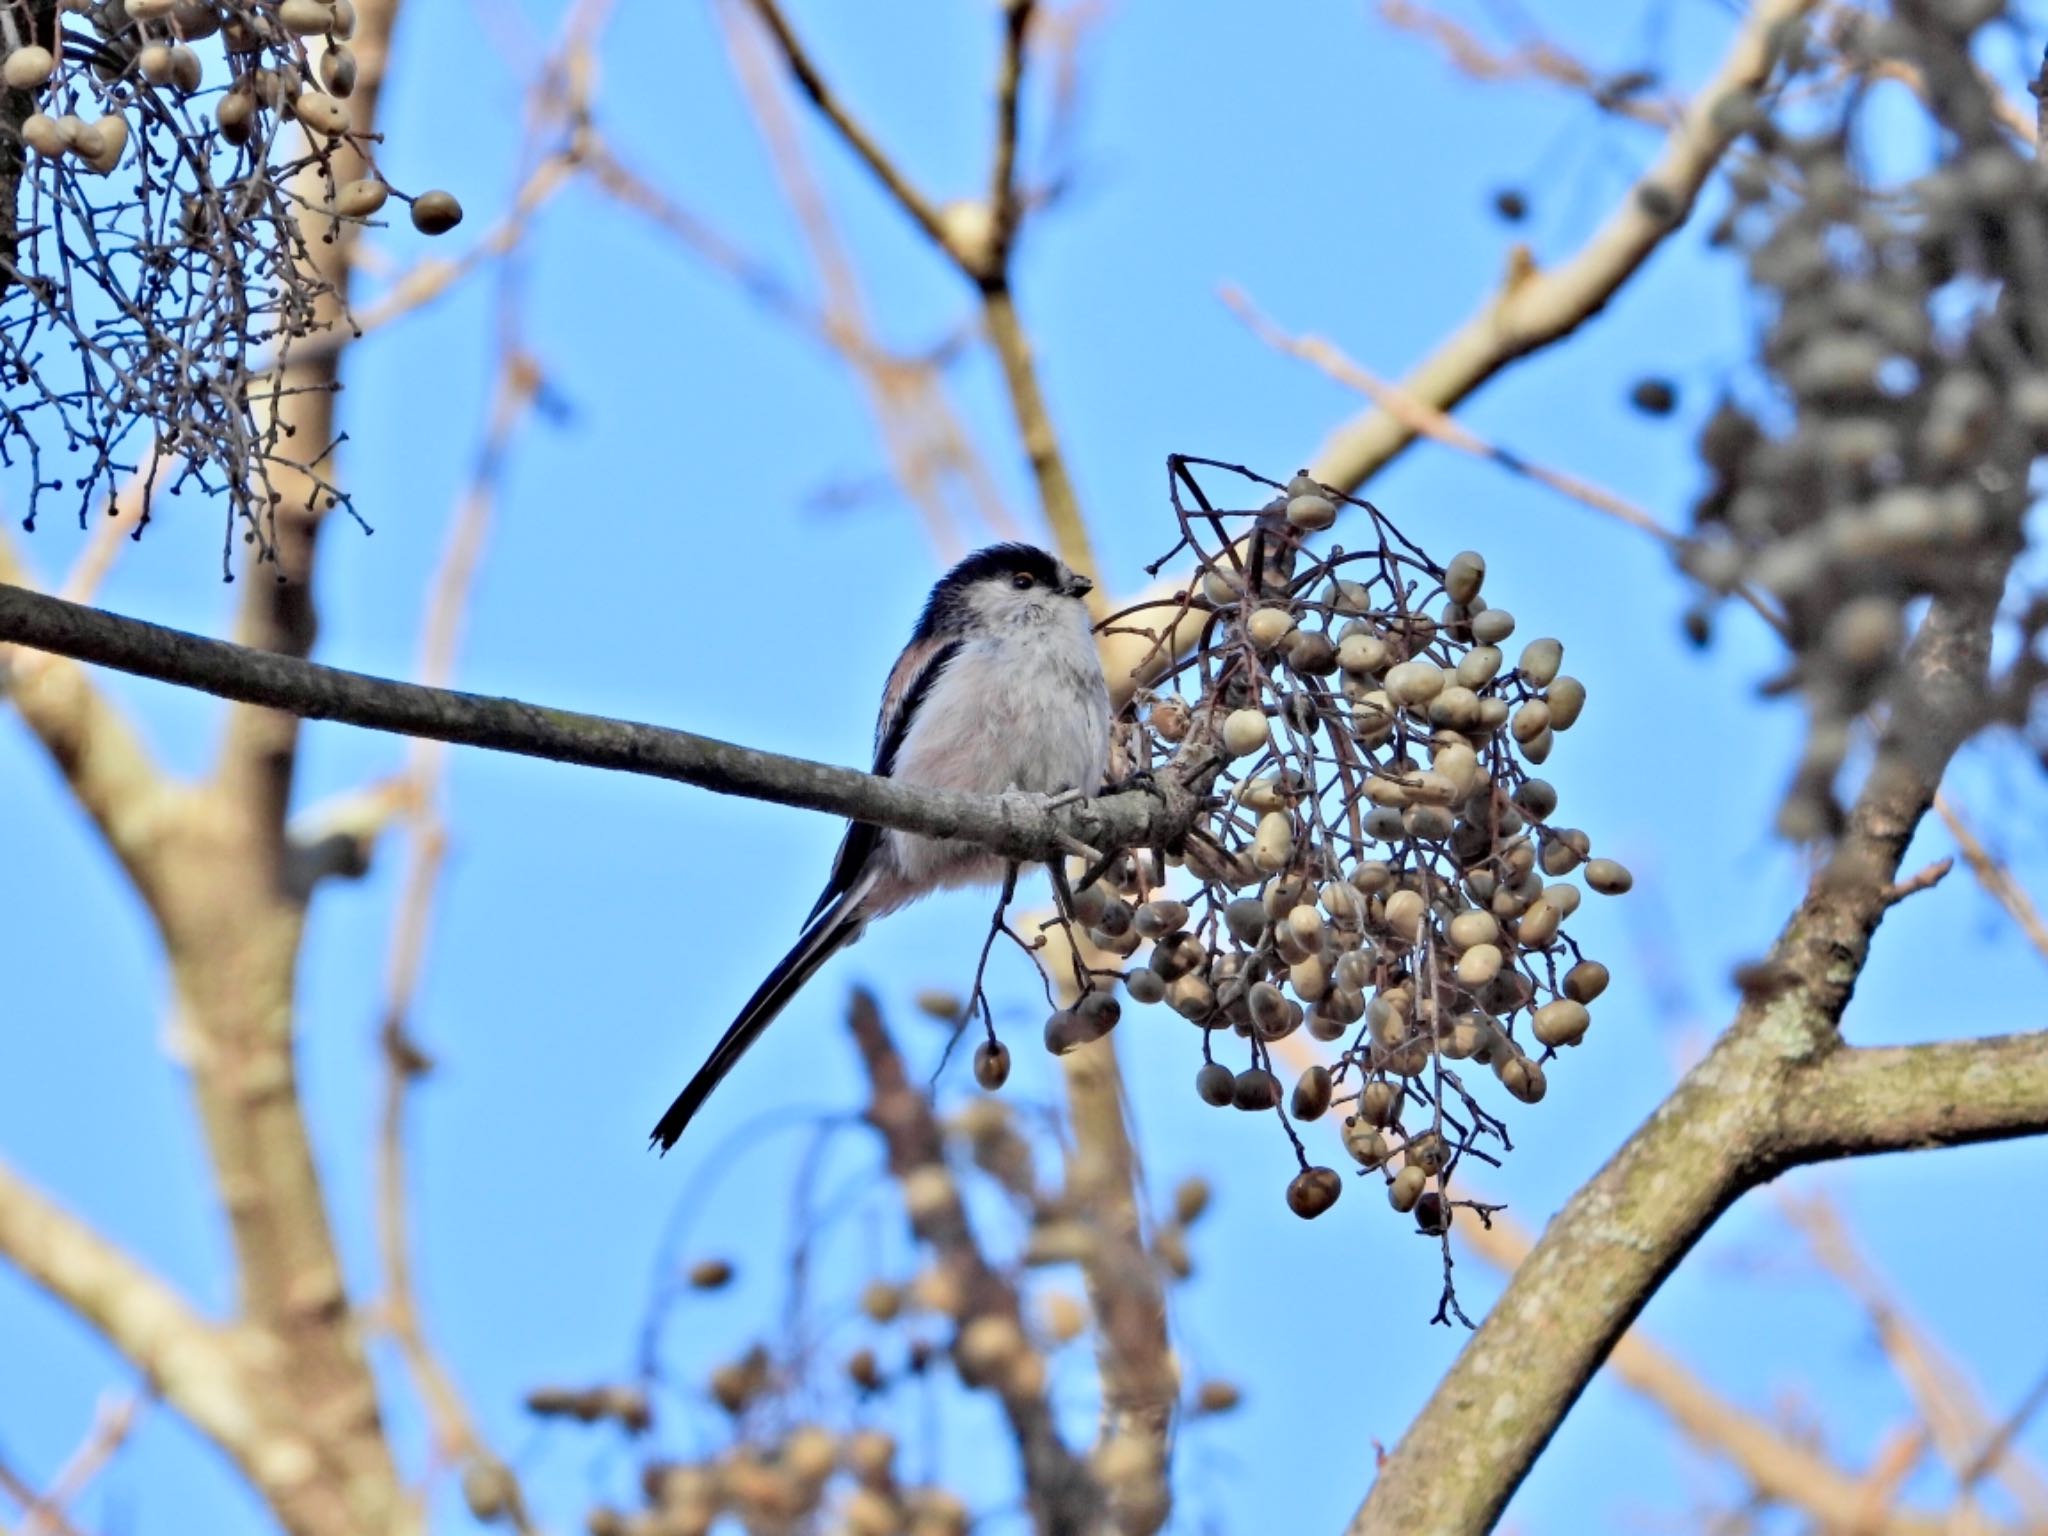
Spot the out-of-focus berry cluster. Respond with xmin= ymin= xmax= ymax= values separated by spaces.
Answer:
xmin=547 ymin=1073 xmax=1234 ymax=1536
xmin=1047 ymin=458 xmax=1628 ymax=1246
xmin=0 ymin=0 xmax=461 ymax=562
xmin=1683 ymin=3 xmax=2047 ymax=834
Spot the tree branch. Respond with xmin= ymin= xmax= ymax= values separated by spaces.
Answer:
xmin=0 ymin=538 xmax=188 ymax=916
xmin=0 ymin=1161 xmax=254 ymax=1487
xmin=1095 ymin=0 xmax=1820 ymax=704
xmin=739 ymin=0 xmax=957 ymax=261
xmin=0 ymin=581 xmax=1196 ymax=867
xmin=1775 ymin=1034 xmax=2048 ymax=1163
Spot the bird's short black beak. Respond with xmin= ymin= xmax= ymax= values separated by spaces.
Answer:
xmin=1066 ymin=574 xmax=1094 ymax=598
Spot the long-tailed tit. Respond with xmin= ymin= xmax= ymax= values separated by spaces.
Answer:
xmin=651 ymin=543 xmax=1111 ymax=1150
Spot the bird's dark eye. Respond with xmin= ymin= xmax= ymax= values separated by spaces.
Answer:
xmin=1011 ymin=571 xmax=1035 ymax=590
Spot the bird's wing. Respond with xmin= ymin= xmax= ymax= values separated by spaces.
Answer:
xmin=801 ymin=634 xmax=966 ymax=929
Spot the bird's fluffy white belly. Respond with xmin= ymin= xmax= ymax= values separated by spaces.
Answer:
xmin=883 ymin=620 xmax=1110 ymax=892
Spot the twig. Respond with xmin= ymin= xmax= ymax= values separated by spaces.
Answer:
xmin=1097 ymin=0 xmax=1824 ymax=705
xmin=19 ymin=1394 xmax=141 ymax=1536
xmin=1936 ymin=792 xmax=2048 ymax=966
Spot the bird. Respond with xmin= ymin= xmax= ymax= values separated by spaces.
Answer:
xmin=650 ymin=543 xmax=1111 ymax=1151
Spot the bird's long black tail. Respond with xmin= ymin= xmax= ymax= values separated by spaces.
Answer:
xmin=649 ymin=897 xmax=864 ymax=1152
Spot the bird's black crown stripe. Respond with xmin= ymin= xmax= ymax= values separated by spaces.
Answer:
xmin=910 ymin=543 xmax=1064 ymax=641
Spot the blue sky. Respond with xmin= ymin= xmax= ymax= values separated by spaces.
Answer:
xmin=5 ymin=2 xmax=2048 ymax=1533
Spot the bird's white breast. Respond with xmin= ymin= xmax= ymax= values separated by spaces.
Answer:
xmin=881 ymin=604 xmax=1111 ymax=893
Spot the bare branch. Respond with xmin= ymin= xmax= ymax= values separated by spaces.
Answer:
xmin=0 ymin=538 xmax=188 ymax=915
xmin=1936 ymin=793 xmax=2048 ymax=967
xmin=0 ymin=582 xmax=1197 ymax=868
xmin=1096 ymin=0 xmax=1821 ymax=703
xmin=0 ymin=1161 xmax=250 ymax=1487
xmin=738 ymin=0 xmax=958 ymax=262
xmin=1775 ymin=1033 xmax=2048 ymax=1164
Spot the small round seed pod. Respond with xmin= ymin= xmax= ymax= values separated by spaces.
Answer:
xmin=1388 ymin=1164 xmax=1427 ymax=1212
xmin=1320 ymin=879 xmax=1365 ymax=924
xmin=1201 ymin=566 xmax=1243 ymax=605
xmin=1511 ymin=699 xmax=1552 ymax=745
xmin=1384 ymin=660 xmax=1446 ymax=706
xmin=1349 ymin=860 xmax=1395 ymax=895
xmin=1223 ymin=897 xmax=1267 ymax=947
xmin=1330 ymin=578 xmax=1373 ymax=614
xmin=1447 ymin=910 xmax=1500 ymax=950
xmin=333 ymin=178 xmax=388 ymax=218
xmin=1382 ymin=889 xmax=1426 ymax=942
xmin=1542 ymin=882 xmax=1582 ymax=917
xmin=1286 ymin=628 xmax=1338 ymax=676
xmin=1564 ymin=959 xmax=1610 ymax=1003
xmin=1133 ymin=899 xmax=1188 ymax=939
xmin=1402 ymin=804 xmax=1454 ymax=841
xmin=973 ymin=1038 xmax=1011 ymax=1089
xmin=1585 ymin=858 xmax=1633 ymax=895
xmin=78 ymin=113 xmax=127 ymax=173
xmin=1414 ymin=1192 xmax=1451 ymax=1235
xmin=1444 ymin=550 xmax=1486 ymax=604
xmin=1290 ymin=1064 xmax=1333 ymax=1120
xmin=1334 ymin=949 xmax=1375 ymax=995
xmin=1471 ymin=609 xmax=1516 ymax=644
xmin=1077 ymin=991 xmax=1121 ymax=1038
xmin=1431 ymin=742 xmax=1480 ymax=797
xmin=1261 ymin=873 xmax=1309 ymax=920
xmin=1287 ymin=493 xmax=1337 ymax=531
xmin=688 ymin=1257 xmax=735 ymax=1289
xmin=1245 ymin=605 xmax=1295 ymax=651
xmin=216 ymin=88 xmax=255 ymax=144
xmin=1221 ymin=707 xmax=1270 ymax=758
xmin=1456 ymin=645 xmax=1502 ymax=687
xmin=1454 ymin=942 xmax=1503 ymax=988
xmin=1517 ymin=637 xmax=1564 ymax=687
xmin=3 ymin=44 xmax=54 ymax=89
xmin=1496 ymin=1053 xmax=1547 ymax=1104
xmin=410 ymin=189 xmax=465 ymax=235
xmin=320 ymin=42 xmax=358 ymax=98
xmin=1124 ymin=968 xmax=1167 ymax=1005
xmin=1288 ymin=953 xmax=1328 ymax=1003
xmin=1403 ymin=1130 xmax=1447 ymax=1176
xmin=1232 ymin=1067 xmax=1281 ymax=1111
xmin=1195 ymin=1061 xmax=1235 ymax=1106
xmin=1286 ymin=1165 xmax=1343 ymax=1217
xmin=1251 ymin=811 xmax=1294 ymax=873
xmin=1514 ymin=778 xmax=1558 ymax=820
xmin=278 ymin=0 xmax=335 ymax=33
xmin=294 ymin=90 xmax=350 ymax=136
xmin=1359 ymin=1079 xmax=1401 ymax=1127
xmin=1285 ymin=903 xmax=1325 ymax=947
xmin=1538 ymin=831 xmax=1586 ymax=877
xmin=1513 ymin=899 xmax=1560 ymax=948
xmin=170 ymin=43 xmax=203 ymax=90
xmin=1522 ymin=726 xmax=1554 ymax=765
xmin=1546 ymin=675 xmax=1587 ymax=730
xmin=170 ymin=0 xmax=221 ymax=37
xmin=1337 ymin=631 xmax=1390 ymax=675
xmin=1532 ymin=999 xmax=1590 ymax=1047
xmin=1428 ymin=685 xmax=1482 ymax=729
xmin=1343 ymin=1117 xmax=1388 ymax=1167
xmin=330 ymin=0 xmax=359 ymax=37
xmin=1475 ymin=697 xmax=1511 ymax=731
xmin=21 ymin=113 xmax=63 ymax=156
xmin=1043 ymin=1009 xmax=1089 ymax=1055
